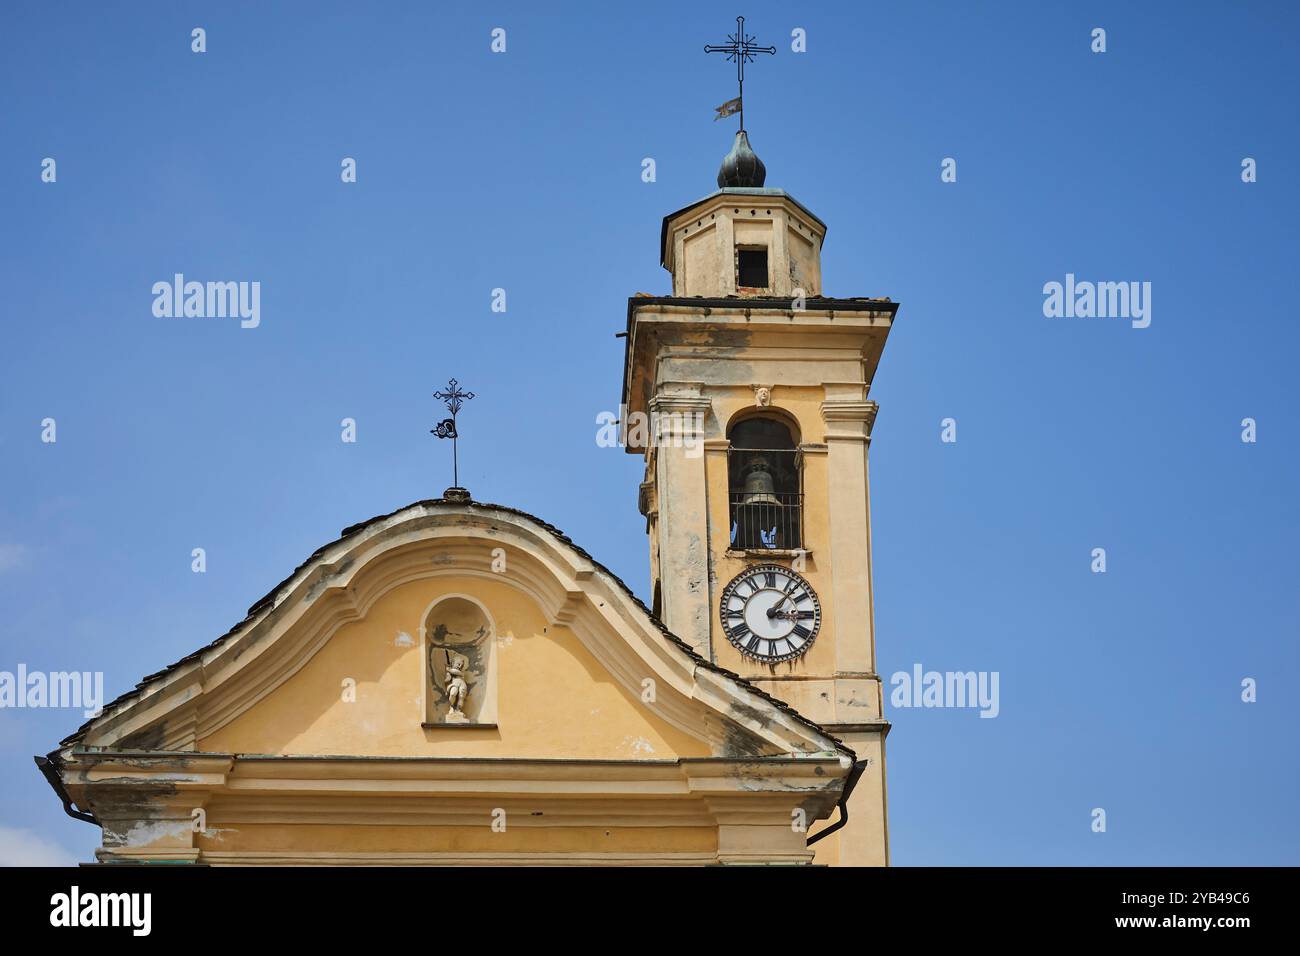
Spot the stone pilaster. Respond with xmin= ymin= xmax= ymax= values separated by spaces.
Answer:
xmin=819 ymin=393 xmax=880 ymax=676
xmin=649 ymin=383 xmax=714 ymax=657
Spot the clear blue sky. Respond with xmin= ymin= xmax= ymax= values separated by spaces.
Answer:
xmin=1 ymin=1 xmax=1296 ymax=866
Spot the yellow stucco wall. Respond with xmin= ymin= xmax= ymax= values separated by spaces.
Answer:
xmin=707 ymin=385 xmax=839 ymax=682
xmin=197 ymin=824 xmax=718 ymax=857
xmin=201 ymin=574 xmax=711 ymax=761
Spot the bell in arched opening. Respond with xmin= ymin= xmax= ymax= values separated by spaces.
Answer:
xmin=734 ymin=456 xmax=784 ymax=549
xmin=727 ymin=416 xmax=803 ymax=551
xmin=740 ymin=456 xmax=782 ymax=506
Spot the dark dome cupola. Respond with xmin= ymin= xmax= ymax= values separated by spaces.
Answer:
xmin=717 ymin=130 xmax=767 ymax=188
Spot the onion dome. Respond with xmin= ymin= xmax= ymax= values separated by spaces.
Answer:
xmin=717 ymin=130 xmax=766 ymax=188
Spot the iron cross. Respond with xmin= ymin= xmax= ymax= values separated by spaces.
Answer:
xmin=431 ymin=378 xmax=475 ymax=489
xmin=704 ymin=16 xmax=776 ymax=131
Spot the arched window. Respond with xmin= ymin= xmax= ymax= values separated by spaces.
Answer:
xmin=727 ymin=416 xmax=801 ymax=550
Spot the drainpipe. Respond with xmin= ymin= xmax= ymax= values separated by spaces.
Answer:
xmin=34 ymin=755 xmax=98 ymax=825
xmin=806 ymin=759 xmax=867 ymax=847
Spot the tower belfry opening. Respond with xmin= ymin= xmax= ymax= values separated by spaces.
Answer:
xmin=736 ymin=246 xmax=769 ymax=290
xmin=728 ymin=416 xmax=800 ymax=550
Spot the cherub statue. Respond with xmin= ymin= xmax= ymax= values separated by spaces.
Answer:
xmin=445 ymin=650 xmax=470 ymax=717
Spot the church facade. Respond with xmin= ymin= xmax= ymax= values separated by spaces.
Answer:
xmin=38 ymin=131 xmax=899 ymax=866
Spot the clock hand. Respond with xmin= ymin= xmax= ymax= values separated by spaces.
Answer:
xmin=766 ymin=593 xmax=791 ymax=618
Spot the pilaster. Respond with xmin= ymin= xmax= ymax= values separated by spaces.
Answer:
xmin=649 ymin=383 xmax=714 ymax=657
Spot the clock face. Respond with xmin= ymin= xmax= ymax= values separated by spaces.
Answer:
xmin=719 ymin=565 xmax=821 ymax=663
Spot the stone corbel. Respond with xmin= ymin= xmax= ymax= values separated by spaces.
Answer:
xmin=550 ymin=589 xmax=587 ymax=627
xmin=637 ymin=480 xmax=657 ymax=519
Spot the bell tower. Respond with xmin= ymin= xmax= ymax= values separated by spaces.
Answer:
xmin=619 ymin=130 xmax=898 ymax=865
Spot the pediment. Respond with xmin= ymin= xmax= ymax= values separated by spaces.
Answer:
xmin=55 ymin=498 xmax=848 ymax=766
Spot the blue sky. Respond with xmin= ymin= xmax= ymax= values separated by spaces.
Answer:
xmin=1 ymin=1 xmax=1296 ymax=865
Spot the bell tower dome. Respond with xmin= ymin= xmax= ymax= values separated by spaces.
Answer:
xmin=717 ymin=129 xmax=766 ymax=187
xmin=620 ymin=140 xmax=899 ymax=867
xmin=661 ymin=139 xmax=826 ymax=300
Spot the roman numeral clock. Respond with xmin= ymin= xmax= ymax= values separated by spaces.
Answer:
xmin=720 ymin=565 xmax=821 ymax=663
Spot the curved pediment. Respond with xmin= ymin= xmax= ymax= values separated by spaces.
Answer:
xmin=54 ymin=497 xmax=848 ymax=765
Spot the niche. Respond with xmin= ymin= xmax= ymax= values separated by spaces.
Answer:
xmin=423 ymin=596 xmax=497 ymax=727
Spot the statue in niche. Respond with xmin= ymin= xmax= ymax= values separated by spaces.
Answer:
xmin=426 ymin=601 xmax=492 ymax=725
xmin=444 ymin=649 xmax=470 ymax=720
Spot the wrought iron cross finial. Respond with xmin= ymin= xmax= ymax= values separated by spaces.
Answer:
xmin=433 ymin=379 xmax=474 ymax=416
xmin=431 ymin=379 xmax=475 ymax=489
xmin=704 ymin=16 xmax=776 ymax=132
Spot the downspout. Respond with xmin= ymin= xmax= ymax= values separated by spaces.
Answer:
xmin=806 ymin=759 xmax=867 ymax=847
xmin=34 ymin=754 xmax=98 ymax=825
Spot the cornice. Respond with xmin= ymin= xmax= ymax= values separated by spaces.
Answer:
xmin=821 ymin=399 xmax=879 ymax=440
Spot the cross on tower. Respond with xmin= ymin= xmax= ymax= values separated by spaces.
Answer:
xmin=704 ymin=16 xmax=776 ymax=132
xmin=431 ymin=378 xmax=475 ymax=490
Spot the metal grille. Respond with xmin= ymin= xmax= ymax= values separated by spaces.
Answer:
xmin=729 ymin=492 xmax=803 ymax=550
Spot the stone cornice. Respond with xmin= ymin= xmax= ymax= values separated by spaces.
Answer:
xmin=820 ymin=399 xmax=879 ymax=423
xmin=649 ymin=394 xmax=713 ymax=414
xmin=60 ymin=751 xmax=849 ymax=824
xmin=820 ymin=399 xmax=879 ymax=440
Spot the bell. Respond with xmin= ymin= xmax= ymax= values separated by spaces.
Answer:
xmin=740 ymin=458 xmax=782 ymax=507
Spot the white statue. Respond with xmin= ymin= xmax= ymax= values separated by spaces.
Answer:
xmin=445 ymin=650 xmax=470 ymax=717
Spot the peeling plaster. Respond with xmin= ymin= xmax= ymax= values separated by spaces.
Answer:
xmin=728 ymin=763 xmax=828 ymax=794
xmin=106 ymin=819 xmax=191 ymax=849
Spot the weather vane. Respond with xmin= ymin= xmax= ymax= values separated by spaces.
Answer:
xmin=431 ymin=378 xmax=474 ymax=490
xmin=705 ymin=16 xmax=776 ymax=131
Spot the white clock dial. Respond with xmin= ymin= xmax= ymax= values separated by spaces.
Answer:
xmin=719 ymin=565 xmax=821 ymax=663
